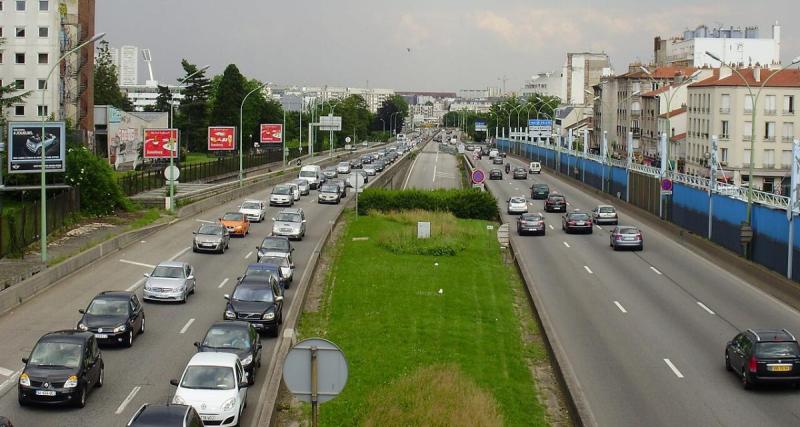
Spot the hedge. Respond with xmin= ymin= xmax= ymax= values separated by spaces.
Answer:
xmin=357 ymin=189 xmax=498 ymax=220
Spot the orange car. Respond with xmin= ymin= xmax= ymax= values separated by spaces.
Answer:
xmin=219 ymin=212 xmax=250 ymax=237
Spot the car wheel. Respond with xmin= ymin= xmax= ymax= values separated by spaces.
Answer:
xmin=248 ymin=368 xmax=256 ymax=386
xmin=638 ymin=244 xmax=644 ymax=251
xmin=741 ymin=368 xmax=753 ymax=390
xmin=97 ymin=367 xmax=104 ymax=388
xmin=588 ymin=229 xmax=593 ymax=235
xmin=75 ymin=386 xmax=87 ymax=408
xmin=125 ymin=331 xmax=134 ymax=348
xmin=725 ymin=351 xmax=732 ymax=372
xmin=192 ymin=247 xmax=198 ymax=253
xmin=18 ymin=393 xmax=27 ymax=407
xmin=181 ymin=292 xmax=188 ymax=304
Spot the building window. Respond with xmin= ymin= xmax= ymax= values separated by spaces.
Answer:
xmin=785 ymin=96 xmax=795 ymax=114
xmin=744 ymin=149 xmax=752 ymax=165
xmin=764 ymin=149 xmax=775 ymax=167
xmin=15 ymin=0 xmax=24 ymax=11
xmin=37 ymin=105 xmax=48 ymax=116
xmin=783 ymin=122 xmax=794 ymax=142
xmin=0 ymin=27 xmax=3 ymax=38
xmin=765 ymin=95 xmax=776 ymax=115
xmin=38 ymin=26 xmax=47 ymax=37
xmin=721 ymin=148 xmax=729 ymax=163
xmin=38 ymin=0 xmax=47 ymax=11
xmin=15 ymin=27 xmax=25 ymax=38
xmin=14 ymin=105 xmax=24 ymax=116
xmin=37 ymin=79 xmax=46 ymax=89
xmin=14 ymin=52 xmax=24 ymax=64
xmin=0 ymin=2 xmax=3 ymax=11
xmin=765 ymin=122 xmax=775 ymax=140
xmin=37 ymin=52 xmax=47 ymax=64
xmin=720 ymin=94 xmax=731 ymax=113
xmin=744 ymin=121 xmax=752 ymax=140
xmin=14 ymin=79 xmax=23 ymax=89
xmin=744 ymin=95 xmax=754 ymax=113
xmin=721 ymin=120 xmax=729 ymax=139
xmin=783 ymin=150 xmax=792 ymax=168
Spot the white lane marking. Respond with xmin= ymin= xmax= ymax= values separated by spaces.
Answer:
xmin=650 ymin=266 xmax=663 ymax=275
xmin=614 ymin=301 xmax=628 ymax=313
xmin=119 ymin=259 xmax=155 ymax=269
xmin=664 ymin=359 xmax=684 ymax=378
xmin=583 ymin=265 xmax=593 ymax=274
xmin=697 ymin=301 xmax=716 ymax=315
xmin=432 ymin=151 xmax=439 ymax=183
xmin=548 ymin=224 xmax=554 ymax=230
xmin=402 ymin=147 xmax=423 ymax=190
xmin=218 ymin=278 xmax=229 ymax=289
xmin=529 ymin=202 xmax=534 ymax=206
xmin=563 ymin=241 xmax=571 ymax=248
xmin=195 ymin=219 xmax=215 ymax=224
xmin=596 ymin=225 xmax=603 ymax=230
xmin=126 ymin=278 xmax=146 ymax=292
xmin=0 ymin=367 xmax=13 ymax=377
xmin=140 ymin=240 xmax=146 ymax=243
xmin=115 ymin=386 xmax=142 ymax=414
xmin=179 ymin=318 xmax=195 ymax=334
xmin=0 ymin=370 xmax=22 ymax=394
xmin=170 ymin=246 xmax=192 ymax=260
xmin=245 ymin=251 xmax=253 ymax=259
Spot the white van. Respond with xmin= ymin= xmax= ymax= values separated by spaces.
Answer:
xmin=529 ymin=162 xmax=542 ymax=174
xmin=489 ymin=149 xmax=499 ymax=159
xmin=299 ymin=165 xmax=323 ymax=189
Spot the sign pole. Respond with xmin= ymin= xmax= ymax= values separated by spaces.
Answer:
xmin=708 ymin=135 xmax=718 ymax=240
xmin=601 ymin=131 xmax=608 ymax=193
xmin=582 ymin=129 xmax=588 ymax=184
xmin=283 ymin=109 xmax=287 ymax=168
xmin=310 ymin=346 xmax=319 ymax=427
xmin=627 ymin=131 xmax=633 ymax=202
xmin=659 ymin=132 xmax=667 ymax=219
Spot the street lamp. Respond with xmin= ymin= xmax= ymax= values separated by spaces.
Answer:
xmin=391 ymin=111 xmax=401 ymax=136
xmin=239 ymin=81 xmax=271 ymax=187
xmin=38 ymin=32 xmax=105 ymax=262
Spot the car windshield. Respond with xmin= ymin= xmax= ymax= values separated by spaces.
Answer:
xmin=222 ymin=213 xmax=243 ymax=221
xmin=321 ymin=185 xmax=339 ymax=193
xmin=260 ymin=257 xmax=288 ymax=267
xmin=535 ymin=185 xmax=549 ymax=190
xmin=569 ymin=213 xmax=590 ymax=220
xmin=618 ymin=227 xmax=640 ymax=235
xmin=273 ymin=186 xmax=291 ymax=195
xmin=232 ymin=286 xmax=273 ymax=303
xmin=86 ymin=298 xmax=129 ymax=316
xmin=244 ymin=266 xmax=278 ymax=279
xmin=241 ymin=202 xmax=261 ymax=210
xmin=522 ymin=214 xmax=542 ymax=220
xmin=260 ymin=238 xmax=289 ymax=252
xmin=180 ymin=366 xmax=235 ymax=390
xmin=300 ymin=171 xmax=316 ymax=178
xmin=29 ymin=342 xmax=82 ymax=369
xmin=276 ymin=213 xmax=302 ymax=223
xmin=152 ymin=266 xmax=185 ymax=279
xmin=338 ymin=163 xmax=348 ymax=167
xmin=202 ymin=328 xmax=250 ymax=350
xmin=198 ymin=225 xmax=224 ymax=236
xmin=510 ymin=197 xmax=526 ymax=203
xmin=756 ymin=342 xmax=800 ymax=358
xmin=599 ymin=207 xmax=616 ymax=213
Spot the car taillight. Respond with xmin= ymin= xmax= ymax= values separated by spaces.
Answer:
xmin=635 ymin=234 xmax=642 ymax=240
xmin=748 ymin=356 xmax=758 ymax=373
xmin=568 ymin=221 xmax=576 ymax=225
xmin=615 ymin=235 xmax=622 ymax=241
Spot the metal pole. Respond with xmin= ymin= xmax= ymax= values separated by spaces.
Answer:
xmin=310 ymin=346 xmax=319 ymax=427
xmin=626 ymin=131 xmax=633 ymax=202
xmin=708 ymin=135 xmax=718 ymax=240
xmin=298 ymin=103 xmax=302 ymax=161
xmin=601 ymin=131 xmax=608 ymax=193
xmin=282 ymin=109 xmax=286 ymax=167
xmin=582 ymin=129 xmax=588 ymax=183
xmin=659 ymin=132 xmax=667 ymax=218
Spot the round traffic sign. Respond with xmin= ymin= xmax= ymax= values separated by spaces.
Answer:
xmin=661 ymin=178 xmax=673 ymax=191
xmin=345 ymin=136 xmax=352 ymax=143
xmin=283 ymin=338 xmax=348 ymax=404
xmin=163 ymin=165 xmax=180 ymax=181
xmin=471 ymin=168 xmax=486 ymax=184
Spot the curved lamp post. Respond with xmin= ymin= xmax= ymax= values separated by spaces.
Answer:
xmin=239 ymin=81 xmax=271 ymax=187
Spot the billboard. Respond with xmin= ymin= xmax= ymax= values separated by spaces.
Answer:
xmin=7 ymin=121 xmax=66 ymax=173
xmin=143 ymin=129 xmax=179 ymax=158
xmin=208 ymin=126 xmax=236 ymax=151
xmin=475 ymin=120 xmax=487 ymax=132
xmin=105 ymin=107 xmax=169 ymax=170
xmin=260 ymin=124 xmax=283 ymax=144
xmin=319 ymin=115 xmax=342 ymax=131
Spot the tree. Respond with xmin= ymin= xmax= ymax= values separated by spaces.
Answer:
xmin=153 ymin=85 xmax=172 ymax=112
xmin=93 ymin=40 xmax=132 ymax=110
xmin=375 ymin=95 xmax=409 ymax=134
xmin=210 ymin=64 xmax=247 ymax=127
xmin=176 ymin=59 xmax=212 ymax=152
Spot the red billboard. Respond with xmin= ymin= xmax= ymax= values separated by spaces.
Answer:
xmin=143 ymin=129 xmax=179 ymax=159
xmin=208 ymin=126 xmax=236 ymax=151
xmin=260 ymin=124 xmax=283 ymax=144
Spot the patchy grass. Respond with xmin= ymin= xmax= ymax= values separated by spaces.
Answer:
xmin=127 ymin=208 xmax=162 ymax=230
xmin=296 ymin=211 xmax=548 ymax=426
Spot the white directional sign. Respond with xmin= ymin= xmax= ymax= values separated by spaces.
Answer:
xmin=320 ymin=115 xmax=342 ymax=131
xmin=528 ymin=119 xmax=552 ymax=138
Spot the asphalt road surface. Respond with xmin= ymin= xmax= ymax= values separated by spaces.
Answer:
xmin=402 ymin=140 xmax=461 ymax=190
xmin=478 ymin=153 xmax=800 ymax=426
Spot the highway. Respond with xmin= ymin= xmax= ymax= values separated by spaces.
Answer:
xmin=402 ymin=138 xmax=461 ymax=190
xmin=475 ymin=151 xmax=800 ymax=426
xmin=0 ymin=143 xmax=416 ymax=427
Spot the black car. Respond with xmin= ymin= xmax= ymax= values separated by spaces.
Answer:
xmin=195 ymin=321 xmax=263 ymax=385
xmin=374 ymin=160 xmax=386 ymax=172
xmin=360 ymin=155 xmax=372 ymax=164
xmin=349 ymin=158 xmax=362 ymax=169
xmin=562 ymin=211 xmax=593 ymax=234
xmin=512 ymin=167 xmax=527 ymax=180
xmin=77 ymin=291 xmax=145 ymax=347
xmin=517 ymin=213 xmax=546 ymax=236
xmin=128 ymin=403 xmax=204 ymax=427
xmin=256 ymin=236 xmax=293 ymax=263
xmin=545 ymin=193 xmax=567 ymax=212
xmin=318 ymin=183 xmax=342 ymax=204
xmin=725 ymin=329 xmax=800 ymax=389
xmin=531 ymin=184 xmax=550 ymax=199
xmin=322 ymin=167 xmax=338 ymax=179
xmin=18 ymin=330 xmax=104 ymax=408
xmin=489 ymin=169 xmax=503 ymax=180
xmin=224 ymin=276 xmax=284 ymax=336
xmin=492 ymin=157 xmax=504 ymax=165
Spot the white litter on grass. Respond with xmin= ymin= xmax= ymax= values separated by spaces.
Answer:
xmin=51 ymin=223 xmax=115 ymax=246
xmin=438 ymin=288 xmax=443 ymax=295
xmin=434 ymin=262 xmax=439 ymax=267
xmin=352 ymin=237 xmax=369 ymax=241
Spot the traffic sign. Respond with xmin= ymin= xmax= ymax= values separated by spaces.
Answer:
xmin=347 ymin=173 xmax=365 ymax=192
xmin=283 ymin=338 xmax=348 ymax=404
xmin=661 ymin=178 xmax=673 ymax=191
xmin=163 ymin=165 xmax=180 ymax=182
xmin=471 ymin=168 xmax=486 ymax=184
xmin=345 ymin=136 xmax=351 ymax=143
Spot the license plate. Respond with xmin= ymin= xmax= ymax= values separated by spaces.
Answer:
xmin=94 ymin=333 xmax=108 ymax=339
xmin=767 ymin=364 xmax=792 ymax=372
xmin=36 ymin=390 xmax=56 ymax=396
xmin=577 ymin=221 xmax=585 ymax=225
xmin=624 ymin=237 xmax=634 ymax=241
xmin=202 ymin=243 xmax=214 ymax=247
xmin=281 ymin=228 xmax=292 ymax=232
xmin=200 ymin=415 xmax=221 ymax=421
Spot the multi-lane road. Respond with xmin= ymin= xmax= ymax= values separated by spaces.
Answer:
xmin=475 ymin=151 xmax=800 ymax=426
xmin=402 ymin=137 xmax=461 ymax=190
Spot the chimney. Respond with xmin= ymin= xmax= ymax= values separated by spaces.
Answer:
xmin=719 ymin=67 xmax=732 ymax=80
xmin=754 ymin=66 xmax=761 ymax=83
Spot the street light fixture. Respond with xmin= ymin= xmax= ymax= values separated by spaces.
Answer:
xmin=38 ymin=32 xmax=106 ymax=262
xmin=239 ymin=81 xmax=271 ymax=187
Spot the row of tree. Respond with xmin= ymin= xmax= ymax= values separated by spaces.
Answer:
xmin=441 ymin=94 xmax=562 ymax=142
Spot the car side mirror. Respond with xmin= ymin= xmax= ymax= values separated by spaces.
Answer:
xmin=193 ymin=342 xmax=200 ymax=348
xmin=218 ymin=218 xmax=222 ymax=222
xmin=271 ymin=218 xmax=276 ymax=221
xmin=239 ymin=381 xmax=248 ymax=389
xmin=78 ymin=309 xmax=85 ymax=314
xmin=192 ymin=231 xmax=197 ymax=235
xmin=291 ymin=248 xmax=295 ymax=252
xmin=22 ymin=357 xmax=29 ymax=364
xmin=223 ymin=294 xmax=230 ymax=300
xmin=187 ymin=275 xmax=194 ymax=281
xmin=170 ymin=379 xmax=179 ymax=387
xmin=302 ymin=220 xmax=307 ymax=223
xmin=143 ymin=273 xmax=150 ymax=278
xmin=276 ymin=296 xmax=284 ymax=302
xmin=257 ymin=343 xmax=263 ymax=349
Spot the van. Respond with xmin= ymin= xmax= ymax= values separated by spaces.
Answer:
xmin=529 ymin=162 xmax=542 ymax=174
xmin=298 ymin=165 xmax=323 ymax=189
xmin=489 ymin=149 xmax=499 ymax=159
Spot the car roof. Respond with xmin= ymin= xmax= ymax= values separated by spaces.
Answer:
xmin=279 ymin=208 xmax=303 ymax=215
xmin=208 ymin=321 xmax=251 ymax=331
xmin=242 ymin=199 xmax=262 ymax=204
xmin=597 ymin=204 xmax=615 ymax=208
xmin=95 ymin=291 xmax=134 ymax=300
xmin=187 ymin=351 xmax=240 ymax=367
xmin=747 ymin=329 xmax=797 ymax=342
xmin=129 ymin=403 xmax=190 ymax=426
xmin=156 ymin=261 xmax=187 ymax=268
xmin=39 ymin=330 xmax=92 ymax=344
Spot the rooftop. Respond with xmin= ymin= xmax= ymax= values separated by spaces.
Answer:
xmin=642 ymin=85 xmax=673 ymax=97
xmin=690 ymin=68 xmax=800 ymax=88
xmin=660 ymin=107 xmax=687 ymax=118
xmin=620 ymin=66 xmax=696 ymax=79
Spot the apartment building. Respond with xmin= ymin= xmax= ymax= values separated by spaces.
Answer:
xmin=654 ymin=23 xmax=781 ymax=68
xmin=686 ymin=67 xmax=800 ymax=193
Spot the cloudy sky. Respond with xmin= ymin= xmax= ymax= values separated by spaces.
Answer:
xmin=97 ymin=0 xmax=800 ymax=92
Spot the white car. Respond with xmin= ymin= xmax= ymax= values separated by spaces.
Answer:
xmin=489 ymin=149 xmax=499 ymax=159
xmin=285 ymin=182 xmax=301 ymax=201
xmin=171 ymin=352 xmax=247 ymax=427
xmin=528 ymin=162 xmax=542 ymax=174
xmin=507 ymin=196 xmax=529 ymax=215
xmin=238 ymin=200 xmax=265 ymax=222
xmin=269 ymin=185 xmax=294 ymax=207
xmin=336 ymin=161 xmax=351 ymax=175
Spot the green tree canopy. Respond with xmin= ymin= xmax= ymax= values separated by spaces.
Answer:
xmin=93 ymin=40 xmax=132 ymax=110
xmin=176 ymin=59 xmax=212 ymax=152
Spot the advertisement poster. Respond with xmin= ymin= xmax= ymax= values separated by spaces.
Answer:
xmin=208 ymin=126 xmax=236 ymax=151
xmin=143 ymin=129 xmax=179 ymax=159
xmin=260 ymin=124 xmax=283 ymax=144
xmin=106 ymin=107 xmax=168 ymax=170
xmin=7 ymin=121 xmax=66 ymax=173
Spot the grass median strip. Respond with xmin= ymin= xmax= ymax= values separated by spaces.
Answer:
xmin=291 ymin=209 xmax=551 ymax=426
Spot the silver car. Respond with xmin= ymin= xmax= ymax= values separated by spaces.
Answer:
xmin=272 ymin=208 xmax=306 ymax=240
xmin=592 ymin=205 xmax=619 ymax=225
xmin=259 ymin=255 xmax=294 ymax=286
xmin=269 ymin=185 xmax=294 ymax=207
xmin=336 ymin=161 xmax=351 ymax=175
xmin=292 ymin=179 xmax=310 ymax=196
xmin=363 ymin=165 xmax=377 ymax=176
xmin=285 ymin=182 xmax=301 ymax=201
xmin=192 ymin=223 xmax=230 ymax=253
xmin=239 ymin=200 xmax=266 ymax=223
xmin=143 ymin=261 xmax=196 ymax=303
xmin=507 ymin=196 xmax=529 ymax=215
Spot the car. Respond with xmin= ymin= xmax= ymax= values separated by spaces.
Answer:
xmin=195 ymin=321 xmax=262 ymax=386
xmin=725 ymin=329 xmax=800 ymax=389
xmin=330 ymin=178 xmax=348 ymax=197
xmin=192 ymin=223 xmax=230 ymax=254
xmin=271 ymin=208 xmax=306 ymax=240
xmin=373 ymin=160 xmax=386 ymax=172
xmin=269 ymin=185 xmax=294 ymax=207
xmin=238 ymin=200 xmax=266 ymax=223
xmin=223 ymin=276 xmax=284 ymax=336
xmin=299 ymin=165 xmax=324 ymax=189
xmin=363 ymin=165 xmax=377 ymax=176
xmin=170 ymin=353 xmax=248 ymax=426
xmin=349 ymin=158 xmax=362 ymax=169
xmin=489 ymin=149 xmax=499 ymax=158
xmin=18 ymin=330 xmax=104 ymax=408
xmin=517 ymin=212 xmax=546 ymax=235
xmin=219 ymin=212 xmax=250 ymax=236
xmin=610 ymin=226 xmax=643 ymax=251
xmin=507 ymin=196 xmax=529 ymax=215
xmin=360 ymin=155 xmax=373 ymax=164
xmin=531 ymin=183 xmax=550 ymax=199
xmin=492 ymin=157 xmax=504 ymax=165
xmin=256 ymin=236 xmax=293 ymax=263
xmin=562 ymin=211 xmax=593 ymax=234
xmin=318 ymin=183 xmax=342 ymax=204
xmin=592 ymin=205 xmax=619 ymax=225
xmin=489 ymin=169 xmax=503 ymax=180
xmin=291 ymin=179 xmax=311 ymax=196
xmin=336 ymin=162 xmax=351 ymax=175
xmin=143 ymin=262 xmax=197 ymax=304
xmin=285 ymin=182 xmax=301 ymax=201
xmin=529 ymin=162 xmax=542 ymax=174
xmin=544 ymin=193 xmax=566 ymax=212
xmin=248 ymin=261 xmax=291 ymax=290
xmin=127 ymin=403 xmax=204 ymax=427
xmin=77 ymin=291 xmax=145 ymax=347
xmin=323 ymin=167 xmax=338 ymax=179
xmin=258 ymin=255 xmax=294 ymax=288
xmin=512 ymin=167 xmax=527 ymax=180
xmin=0 ymin=417 xmax=12 ymax=427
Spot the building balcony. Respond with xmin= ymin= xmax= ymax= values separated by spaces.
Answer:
xmin=783 ymin=109 xmax=795 ymax=116
xmin=783 ymin=136 xmax=795 ymax=142
xmin=764 ymin=136 xmax=776 ymax=142
xmin=719 ymin=107 xmax=731 ymax=114
xmin=764 ymin=109 xmax=777 ymax=116
xmin=631 ymin=109 xmax=642 ymax=117
xmin=720 ymin=134 xmax=730 ymax=140
xmin=743 ymin=135 xmax=752 ymax=142
xmin=744 ymin=109 xmax=753 ymax=115
xmin=762 ymin=163 xmax=775 ymax=169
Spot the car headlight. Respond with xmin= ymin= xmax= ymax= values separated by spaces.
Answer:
xmin=77 ymin=323 xmax=88 ymax=331
xmin=263 ymin=312 xmax=275 ymax=320
xmin=241 ymin=355 xmax=253 ymax=366
xmin=172 ymin=394 xmax=186 ymax=405
xmin=225 ymin=310 xmax=236 ymax=319
xmin=222 ymin=397 xmax=237 ymax=411
xmin=19 ymin=373 xmax=30 ymax=386
xmin=63 ymin=375 xmax=79 ymax=388
xmin=113 ymin=324 xmax=126 ymax=333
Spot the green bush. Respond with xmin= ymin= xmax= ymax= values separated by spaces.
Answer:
xmin=358 ymin=189 xmax=498 ymax=220
xmin=65 ymin=145 xmax=131 ymax=215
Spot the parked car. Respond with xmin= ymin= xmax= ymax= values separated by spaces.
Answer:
xmin=193 ymin=223 xmax=230 ymax=254
xmin=271 ymin=208 xmax=306 ymax=240
xmin=285 ymin=182 xmax=301 ymax=201
xmin=610 ymin=226 xmax=643 ymax=251
xmin=170 ymin=353 xmax=247 ymax=426
xmin=489 ymin=169 xmax=503 ymax=180
xmin=507 ymin=196 xmax=529 ymax=215
xmin=531 ymin=183 xmax=550 ymax=199
xmin=223 ymin=276 xmax=284 ymax=336
xmin=318 ymin=183 xmax=342 ymax=204
xmin=292 ymin=179 xmax=310 ymax=196
xmin=256 ymin=236 xmax=293 ymax=263
xmin=544 ymin=193 xmax=567 ymax=212
xmin=529 ymin=162 xmax=542 ymax=174
xmin=77 ymin=291 xmax=145 ymax=347
xmin=592 ymin=205 xmax=619 ymax=225
xmin=142 ymin=262 xmax=197 ymax=304
xmin=562 ymin=211 xmax=593 ymax=234
xmin=219 ymin=212 xmax=250 ymax=236
xmin=238 ymin=200 xmax=266 ymax=223
xmin=512 ymin=167 xmax=527 ymax=180
xmin=258 ymin=255 xmax=294 ymax=288
xmin=269 ymin=185 xmax=294 ymax=207
xmin=725 ymin=329 xmax=800 ymax=389
xmin=517 ymin=212 xmax=546 ymax=235
xmin=19 ymin=330 xmax=105 ymax=408
xmin=323 ymin=167 xmax=338 ymax=179
xmin=195 ymin=321 xmax=262 ymax=385
xmin=127 ymin=403 xmax=204 ymax=427
xmin=336 ymin=162 xmax=351 ymax=175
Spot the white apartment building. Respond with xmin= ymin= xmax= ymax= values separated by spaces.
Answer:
xmin=686 ymin=67 xmax=800 ymax=193
xmin=121 ymin=84 xmax=185 ymax=112
xmin=562 ymin=52 xmax=613 ymax=106
xmin=449 ymin=100 xmax=492 ymax=114
xmin=118 ymin=45 xmax=138 ymax=86
xmin=655 ymin=23 xmax=781 ymax=68
xmin=520 ymin=72 xmax=564 ymax=100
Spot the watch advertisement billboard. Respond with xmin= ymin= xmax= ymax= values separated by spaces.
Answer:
xmin=7 ymin=121 xmax=66 ymax=173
